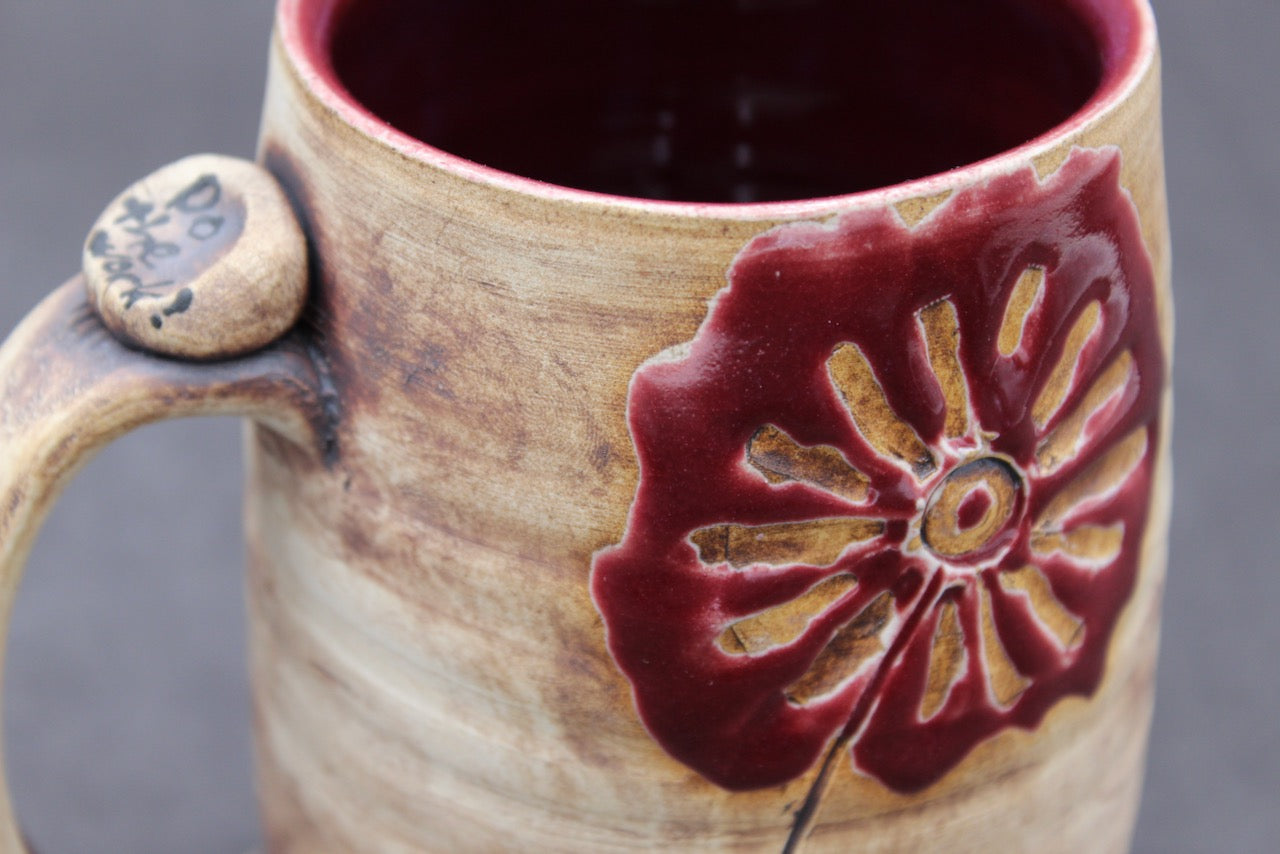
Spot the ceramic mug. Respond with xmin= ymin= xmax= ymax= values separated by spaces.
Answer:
xmin=0 ymin=0 xmax=1171 ymax=851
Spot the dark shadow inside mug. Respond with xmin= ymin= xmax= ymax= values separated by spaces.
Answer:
xmin=324 ymin=0 xmax=1120 ymax=203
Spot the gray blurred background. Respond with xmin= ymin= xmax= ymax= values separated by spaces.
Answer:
xmin=0 ymin=1 xmax=1275 ymax=851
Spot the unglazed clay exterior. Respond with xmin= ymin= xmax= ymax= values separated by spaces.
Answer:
xmin=0 ymin=1 xmax=1171 ymax=852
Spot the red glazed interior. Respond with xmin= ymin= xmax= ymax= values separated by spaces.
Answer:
xmin=292 ymin=0 xmax=1143 ymax=202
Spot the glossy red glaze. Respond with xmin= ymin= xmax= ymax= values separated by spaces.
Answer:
xmin=591 ymin=148 xmax=1162 ymax=791
xmin=298 ymin=0 xmax=1141 ymax=202
xmin=956 ymin=491 xmax=993 ymax=531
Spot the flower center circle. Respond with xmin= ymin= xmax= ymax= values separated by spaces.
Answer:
xmin=921 ymin=456 xmax=1024 ymax=563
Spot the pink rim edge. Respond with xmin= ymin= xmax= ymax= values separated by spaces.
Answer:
xmin=277 ymin=0 xmax=1157 ymax=221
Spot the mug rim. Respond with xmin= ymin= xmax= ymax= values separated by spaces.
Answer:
xmin=277 ymin=0 xmax=1157 ymax=220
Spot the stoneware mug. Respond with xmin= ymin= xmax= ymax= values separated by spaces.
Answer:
xmin=0 ymin=0 xmax=1171 ymax=851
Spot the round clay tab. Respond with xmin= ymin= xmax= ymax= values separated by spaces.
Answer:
xmin=83 ymin=154 xmax=307 ymax=360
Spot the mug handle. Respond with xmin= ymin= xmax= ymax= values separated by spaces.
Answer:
xmin=0 ymin=156 xmax=333 ymax=851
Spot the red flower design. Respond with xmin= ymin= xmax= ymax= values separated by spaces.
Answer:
xmin=592 ymin=149 xmax=1163 ymax=799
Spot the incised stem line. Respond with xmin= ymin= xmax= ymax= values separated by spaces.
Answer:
xmin=780 ymin=569 xmax=945 ymax=854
